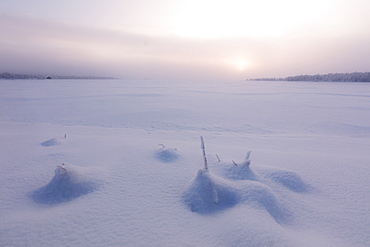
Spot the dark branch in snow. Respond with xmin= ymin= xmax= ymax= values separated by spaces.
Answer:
xmin=216 ymin=154 xmax=221 ymax=162
xmin=200 ymin=136 xmax=208 ymax=170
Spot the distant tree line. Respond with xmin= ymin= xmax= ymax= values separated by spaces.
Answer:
xmin=249 ymin=72 xmax=370 ymax=82
xmin=0 ymin=72 xmax=115 ymax=80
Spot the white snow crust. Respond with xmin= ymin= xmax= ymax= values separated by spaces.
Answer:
xmin=0 ymin=79 xmax=369 ymax=246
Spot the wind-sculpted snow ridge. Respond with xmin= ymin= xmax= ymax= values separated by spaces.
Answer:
xmin=213 ymin=152 xmax=311 ymax=193
xmin=259 ymin=169 xmax=312 ymax=193
xmin=183 ymin=150 xmax=312 ymax=224
xmin=41 ymin=138 xmax=62 ymax=147
xmin=153 ymin=145 xmax=180 ymax=163
xmin=182 ymin=168 xmax=292 ymax=224
xmin=31 ymin=163 xmax=102 ymax=205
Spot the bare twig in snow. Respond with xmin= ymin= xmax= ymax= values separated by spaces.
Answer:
xmin=216 ymin=154 xmax=221 ymax=162
xmin=200 ymin=136 xmax=208 ymax=170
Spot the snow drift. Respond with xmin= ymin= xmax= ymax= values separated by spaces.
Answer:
xmin=259 ymin=168 xmax=312 ymax=193
xmin=31 ymin=163 xmax=101 ymax=205
xmin=182 ymin=168 xmax=240 ymax=214
xmin=41 ymin=137 xmax=63 ymax=147
xmin=153 ymin=145 xmax=180 ymax=163
xmin=183 ymin=141 xmax=293 ymax=224
xmin=214 ymin=151 xmax=260 ymax=181
xmin=183 ymin=166 xmax=293 ymax=224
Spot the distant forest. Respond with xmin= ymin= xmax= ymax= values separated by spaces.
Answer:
xmin=0 ymin=72 xmax=115 ymax=80
xmin=249 ymin=72 xmax=370 ymax=82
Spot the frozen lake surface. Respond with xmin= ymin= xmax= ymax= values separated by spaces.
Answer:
xmin=1 ymin=79 xmax=369 ymax=246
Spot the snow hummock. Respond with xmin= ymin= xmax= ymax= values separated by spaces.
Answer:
xmin=260 ymin=168 xmax=312 ymax=193
xmin=183 ymin=168 xmax=239 ymax=214
xmin=153 ymin=144 xmax=179 ymax=163
xmin=0 ymin=79 xmax=369 ymax=246
xmin=214 ymin=151 xmax=260 ymax=181
xmin=41 ymin=134 xmax=67 ymax=147
xmin=183 ymin=148 xmax=293 ymax=225
xmin=31 ymin=163 xmax=101 ymax=204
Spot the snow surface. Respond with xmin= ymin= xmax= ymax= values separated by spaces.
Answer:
xmin=0 ymin=79 xmax=369 ymax=246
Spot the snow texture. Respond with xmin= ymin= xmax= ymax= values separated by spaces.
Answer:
xmin=0 ymin=79 xmax=369 ymax=246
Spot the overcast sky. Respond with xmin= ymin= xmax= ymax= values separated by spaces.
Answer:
xmin=1 ymin=0 xmax=369 ymax=81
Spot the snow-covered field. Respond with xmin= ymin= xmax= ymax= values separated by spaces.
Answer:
xmin=1 ymin=79 xmax=369 ymax=246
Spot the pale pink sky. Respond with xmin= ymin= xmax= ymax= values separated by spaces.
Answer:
xmin=1 ymin=0 xmax=369 ymax=81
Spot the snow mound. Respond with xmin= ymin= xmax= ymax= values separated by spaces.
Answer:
xmin=41 ymin=137 xmax=64 ymax=147
xmin=182 ymin=169 xmax=239 ymax=214
xmin=213 ymin=152 xmax=311 ymax=193
xmin=260 ymin=169 xmax=311 ymax=193
xmin=183 ymin=147 xmax=295 ymax=224
xmin=154 ymin=145 xmax=179 ymax=163
xmin=239 ymin=181 xmax=292 ymax=224
xmin=182 ymin=168 xmax=291 ymax=223
xmin=31 ymin=163 xmax=101 ymax=205
xmin=214 ymin=151 xmax=259 ymax=181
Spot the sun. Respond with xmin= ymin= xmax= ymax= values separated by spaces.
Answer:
xmin=228 ymin=59 xmax=250 ymax=71
xmin=237 ymin=60 xmax=247 ymax=71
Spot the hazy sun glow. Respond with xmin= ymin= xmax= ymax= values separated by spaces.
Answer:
xmin=237 ymin=60 xmax=247 ymax=71
xmin=224 ymin=58 xmax=251 ymax=72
